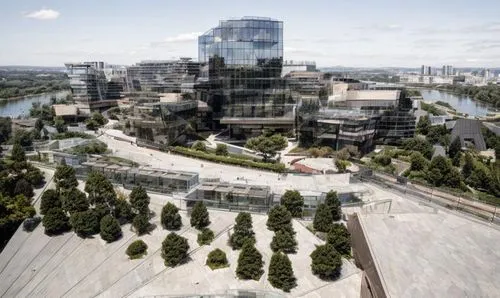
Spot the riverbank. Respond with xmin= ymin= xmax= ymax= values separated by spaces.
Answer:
xmin=0 ymin=89 xmax=70 ymax=102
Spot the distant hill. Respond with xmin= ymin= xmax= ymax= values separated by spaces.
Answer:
xmin=0 ymin=65 xmax=66 ymax=72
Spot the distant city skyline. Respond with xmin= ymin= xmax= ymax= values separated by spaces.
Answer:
xmin=1 ymin=0 xmax=499 ymax=67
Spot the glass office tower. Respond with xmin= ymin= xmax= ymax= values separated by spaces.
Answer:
xmin=198 ymin=17 xmax=296 ymax=138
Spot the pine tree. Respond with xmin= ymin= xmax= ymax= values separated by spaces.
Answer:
xmin=280 ymin=190 xmax=304 ymax=218
xmin=61 ymin=187 xmax=89 ymax=214
xmin=236 ymin=241 xmax=264 ymax=280
xmin=42 ymin=207 xmax=70 ymax=236
xmin=326 ymin=223 xmax=351 ymax=256
xmin=270 ymin=227 xmax=297 ymax=254
xmin=40 ymin=189 xmax=61 ymax=215
xmin=132 ymin=213 xmax=150 ymax=235
xmin=84 ymin=171 xmax=117 ymax=209
xmin=266 ymin=205 xmax=292 ymax=232
xmin=100 ymin=214 xmax=122 ymax=242
xmin=313 ymin=203 xmax=333 ymax=232
xmin=324 ymin=190 xmax=342 ymax=221
xmin=268 ymin=252 xmax=297 ymax=292
xmin=161 ymin=202 xmax=182 ymax=230
xmin=161 ymin=232 xmax=190 ymax=267
xmin=54 ymin=164 xmax=78 ymax=191
xmin=190 ymin=201 xmax=210 ymax=229
xmin=230 ymin=212 xmax=255 ymax=249
xmin=70 ymin=210 xmax=100 ymax=238
xmin=449 ymin=136 xmax=462 ymax=160
xmin=310 ymin=244 xmax=342 ymax=280
xmin=129 ymin=186 xmax=150 ymax=215
xmin=11 ymin=142 xmax=26 ymax=163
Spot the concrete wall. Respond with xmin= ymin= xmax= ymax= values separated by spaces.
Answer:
xmin=348 ymin=213 xmax=386 ymax=298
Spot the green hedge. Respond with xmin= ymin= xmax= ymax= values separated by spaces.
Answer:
xmin=170 ymin=146 xmax=286 ymax=173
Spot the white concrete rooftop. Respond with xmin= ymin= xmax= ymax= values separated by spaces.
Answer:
xmin=359 ymin=211 xmax=500 ymax=297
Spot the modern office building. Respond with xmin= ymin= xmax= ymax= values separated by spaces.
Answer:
xmin=298 ymin=85 xmax=415 ymax=152
xmin=65 ymin=61 xmax=121 ymax=114
xmin=198 ymin=17 xmax=297 ymax=138
xmin=127 ymin=93 xmax=198 ymax=147
xmin=442 ymin=65 xmax=454 ymax=76
xmin=126 ymin=58 xmax=201 ymax=93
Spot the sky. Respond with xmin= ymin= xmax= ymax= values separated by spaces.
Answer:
xmin=0 ymin=0 xmax=499 ymax=68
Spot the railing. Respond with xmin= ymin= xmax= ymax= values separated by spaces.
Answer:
xmin=352 ymin=167 xmax=499 ymax=224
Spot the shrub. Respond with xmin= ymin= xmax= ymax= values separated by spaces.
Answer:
xmin=197 ymin=228 xmax=215 ymax=246
xmin=206 ymin=248 xmax=229 ymax=270
xmin=100 ymin=215 xmax=122 ymax=242
xmin=335 ymin=159 xmax=350 ymax=173
xmin=229 ymin=212 xmax=255 ymax=250
xmin=267 ymin=205 xmax=292 ymax=232
xmin=326 ymin=223 xmax=351 ymax=257
xmin=132 ymin=213 xmax=150 ymax=235
xmin=171 ymin=146 xmax=286 ymax=173
xmin=43 ymin=207 xmax=70 ymax=236
xmin=70 ymin=210 xmax=100 ymax=238
xmin=161 ymin=232 xmax=190 ymax=267
xmin=270 ymin=228 xmax=297 ymax=254
xmin=190 ymin=201 xmax=210 ymax=229
xmin=280 ymin=190 xmax=304 ymax=218
xmin=236 ymin=241 xmax=264 ymax=280
xmin=215 ymin=143 xmax=229 ymax=156
xmin=161 ymin=202 xmax=182 ymax=230
xmin=310 ymin=244 xmax=342 ymax=280
xmin=126 ymin=240 xmax=148 ymax=259
xmin=373 ymin=155 xmax=392 ymax=167
xmin=268 ymin=252 xmax=297 ymax=292
xmin=23 ymin=216 xmax=41 ymax=232
xmin=192 ymin=141 xmax=207 ymax=152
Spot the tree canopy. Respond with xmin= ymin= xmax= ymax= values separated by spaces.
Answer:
xmin=326 ymin=223 xmax=351 ymax=257
xmin=42 ymin=207 xmax=70 ymax=236
xmin=206 ymin=248 xmax=229 ymax=270
xmin=161 ymin=232 xmax=190 ymax=267
xmin=40 ymin=189 xmax=61 ymax=215
xmin=100 ymin=214 xmax=122 ymax=242
xmin=190 ymin=201 xmax=210 ymax=229
xmin=270 ymin=228 xmax=297 ymax=254
xmin=324 ymin=190 xmax=342 ymax=221
xmin=280 ymin=190 xmax=304 ymax=218
xmin=54 ymin=164 xmax=78 ymax=192
xmin=268 ymin=252 xmax=297 ymax=292
xmin=70 ymin=210 xmax=100 ymax=238
xmin=61 ymin=187 xmax=89 ymax=214
xmin=161 ymin=202 xmax=182 ymax=230
xmin=267 ymin=205 xmax=292 ymax=232
xmin=84 ymin=171 xmax=117 ymax=210
xmin=132 ymin=213 xmax=150 ymax=235
xmin=129 ymin=186 xmax=150 ymax=215
xmin=236 ymin=241 xmax=264 ymax=280
xmin=313 ymin=203 xmax=333 ymax=233
xmin=230 ymin=212 xmax=255 ymax=249
xmin=310 ymin=244 xmax=342 ymax=280
xmin=245 ymin=134 xmax=287 ymax=161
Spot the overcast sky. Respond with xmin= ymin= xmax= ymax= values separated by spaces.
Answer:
xmin=1 ymin=0 xmax=499 ymax=67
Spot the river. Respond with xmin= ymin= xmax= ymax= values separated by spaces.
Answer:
xmin=420 ymin=89 xmax=493 ymax=117
xmin=0 ymin=91 xmax=70 ymax=118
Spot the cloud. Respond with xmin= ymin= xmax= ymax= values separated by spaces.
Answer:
xmin=150 ymin=32 xmax=202 ymax=47
xmin=24 ymin=9 xmax=60 ymax=20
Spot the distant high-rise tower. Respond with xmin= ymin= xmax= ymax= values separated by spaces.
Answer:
xmin=442 ymin=65 xmax=453 ymax=76
xmin=426 ymin=66 xmax=432 ymax=76
xmin=421 ymin=65 xmax=425 ymax=75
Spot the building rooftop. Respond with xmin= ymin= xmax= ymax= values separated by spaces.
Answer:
xmin=346 ymin=90 xmax=400 ymax=101
xmin=451 ymin=118 xmax=487 ymax=151
xmin=357 ymin=212 xmax=500 ymax=297
xmin=53 ymin=104 xmax=78 ymax=116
